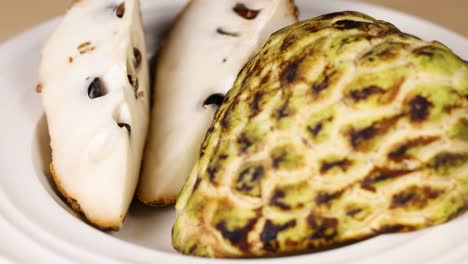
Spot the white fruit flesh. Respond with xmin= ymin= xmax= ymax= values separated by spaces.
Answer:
xmin=40 ymin=0 xmax=149 ymax=229
xmin=139 ymin=0 xmax=298 ymax=205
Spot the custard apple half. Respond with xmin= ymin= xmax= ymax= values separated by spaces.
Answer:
xmin=173 ymin=11 xmax=468 ymax=257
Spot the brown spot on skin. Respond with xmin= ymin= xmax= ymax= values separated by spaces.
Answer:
xmin=234 ymin=165 xmax=264 ymax=197
xmin=273 ymin=100 xmax=291 ymax=120
xmin=334 ymin=19 xmax=367 ymax=30
xmin=216 ymin=28 xmax=239 ymax=37
xmin=388 ymin=136 xmax=439 ymax=162
xmin=249 ymin=91 xmax=263 ymax=117
xmin=377 ymin=225 xmax=415 ymax=234
xmin=281 ymin=35 xmax=299 ymax=51
xmin=428 ymin=152 xmax=468 ymax=174
xmin=69 ymin=57 xmax=74 ymax=63
xmin=409 ymin=95 xmax=433 ymax=122
xmin=320 ymin=159 xmax=353 ymax=174
xmin=361 ymin=167 xmax=415 ymax=192
xmin=348 ymin=115 xmax=402 ymax=151
xmin=77 ymin=42 xmax=95 ymax=54
xmin=137 ymin=91 xmax=144 ymax=98
xmin=133 ymin=48 xmax=142 ymax=68
xmin=315 ymin=190 xmax=344 ymax=205
xmin=307 ymin=214 xmax=339 ymax=240
xmin=36 ymin=83 xmax=43 ymax=93
xmin=346 ymin=208 xmax=363 ymax=217
xmin=281 ymin=60 xmax=300 ymax=85
xmin=207 ymin=164 xmax=220 ymax=184
xmin=215 ymin=214 xmax=259 ymax=252
xmin=115 ymin=2 xmax=125 ymax=18
xmin=193 ymin=177 xmax=202 ymax=192
xmin=269 ymin=189 xmax=290 ymax=210
xmin=233 ymin=3 xmax=261 ymax=20
xmin=349 ymin=86 xmax=386 ymax=101
xmin=261 ymin=220 xmax=296 ymax=251
xmin=390 ymin=186 xmax=443 ymax=209
xmin=237 ymin=133 xmax=253 ymax=154
xmin=312 ymin=74 xmax=330 ymax=95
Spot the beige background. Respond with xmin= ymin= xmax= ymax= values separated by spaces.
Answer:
xmin=1 ymin=0 xmax=467 ymax=42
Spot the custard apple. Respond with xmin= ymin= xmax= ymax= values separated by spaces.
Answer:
xmin=172 ymin=11 xmax=468 ymax=257
xmin=40 ymin=0 xmax=149 ymax=230
xmin=139 ymin=0 xmax=298 ymax=205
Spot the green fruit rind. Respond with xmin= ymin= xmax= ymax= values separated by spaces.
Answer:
xmin=173 ymin=11 xmax=468 ymax=258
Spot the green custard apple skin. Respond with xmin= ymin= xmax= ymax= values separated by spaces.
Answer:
xmin=173 ymin=11 xmax=468 ymax=258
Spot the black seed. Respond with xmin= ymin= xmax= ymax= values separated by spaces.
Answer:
xmin=88 ymin=78 xmax=106 ymax=99
xmin=216 ymin=28 xmax=240 ymax=37
xmin=233 ymin=3 xmax=261 ymax=20
xmin=203 ymin=93 xmax=225 ymax=107
xmin=115 ymin=2 xmax=125 ymax=18
xmin=117 ymin=123 xmax=131 ymax=135
xmin=409 ymin=95 xmax=433 ymax=122
xmin=133 ymin=48 xmax=142 ymax=68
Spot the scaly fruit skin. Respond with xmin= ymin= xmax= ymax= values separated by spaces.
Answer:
xmin=173 ymin=11 xmax=468 ymax=258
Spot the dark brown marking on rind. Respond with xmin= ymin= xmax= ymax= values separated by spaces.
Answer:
xmin=361 ymin=167 xmax=415 ymax=192
xmin=269 ymin=189 xmax=290 ymax=210
xmin=237 ymin=133 xmax=253 ymax=154
xmin=217 ymin=28 xmax=240 ymax=37
xmin=334 ymin=19 xmax=367 ymax=30
xmin=207 ymin=164 xmax=220 ymax=184
xmin=233 ymin=3 xmax=261 ymax=20
xmin=320 ymin=158 xmax=353 ymax=174
xmin=203 ymin=93 xmax=225 ymax=107
xmin=390 ymin=186 xmax=444 ymax=209
xmin=235 ymin=166 xmax=264 ymax=197
xmin=261 ymin=219 xmax=297 ymax=251
xmin=377 ymin=224 xmax=416 ymax=234
xmin=133 ymin=48 xmax=142 ymax=68
xmin=346 ymin=208 xmax=363 ymax=217
xmin=193 ymin=177 xmax=202 ymax=192
xmin=117 ymin=123 xmax=131 ymax=135
xmin=388 ymin=136 xmax=439 ymax=162
xmin=115 ymin=2 xmax=125 ymax=18
xmin=249 ymin=91 xmax=263 ymax=117
xmin=312 ymin=74 xmax=331 ymax=95
xmin=308 ymin=122 xmax=323 ymax=138
xmin=315 ymin=190 xmax=344 ymax=205
xmin=428 ymin=152 xmax=468 ymax=174
xmin=349 ymin=86 xmax=386 ymax=101
xmin=281 ymin=35 xmax=299 ymax=51
xmin=281 ymin=60 xmax=301 ymax=85
xmin=348 ymin=115 xmax=402 ymax=151
xmin=307 ymin=214 xmax=339 ymax=240
xmin=215 ymin=214 xmax=259 ymax=252
xmin=408 ymin=95 xmax=433 ymax=122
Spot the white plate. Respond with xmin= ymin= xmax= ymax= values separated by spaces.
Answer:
xmin=1 ymin=0 xmax=467 ymax=263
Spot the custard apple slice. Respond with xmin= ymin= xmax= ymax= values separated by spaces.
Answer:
xmin=40 ymin=0 xmax=149 ymax=230
xmin=173 ymin=11 xmax=468 ymax=257
xmin=138 ymin=0 xmax=298 ymax=205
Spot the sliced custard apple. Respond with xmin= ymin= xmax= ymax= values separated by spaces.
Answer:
xmin=40 ymin=0 xmax=149 ymax=230
xmin=138 ymin=0 xmax=298 ymax=205
xmin=173 ymin=11 xmax=468 ymax=257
